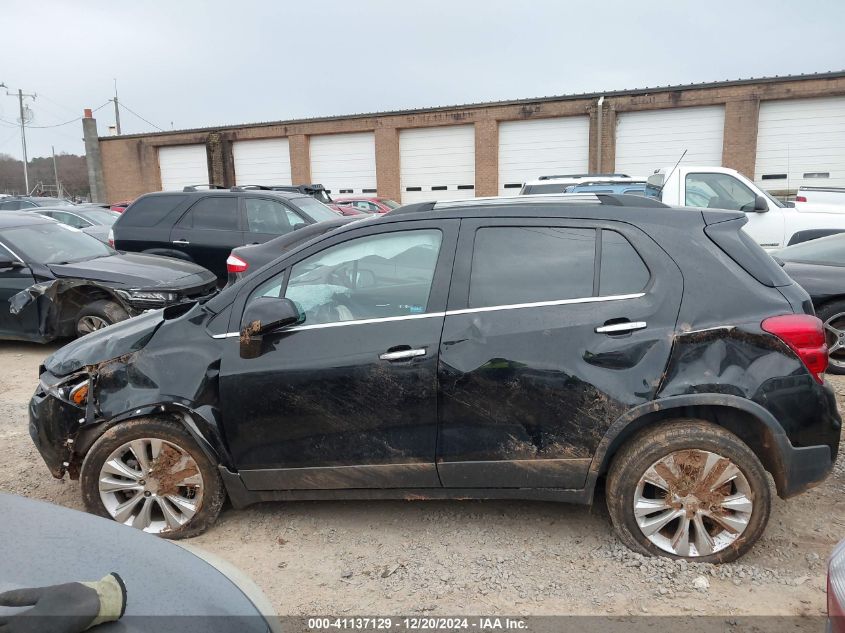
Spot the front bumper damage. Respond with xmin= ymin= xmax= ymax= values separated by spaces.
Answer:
xmin=28 ymin=303 xmax=231 ymax=479
xmin=10 ymin=278 xmax=216 ymax=342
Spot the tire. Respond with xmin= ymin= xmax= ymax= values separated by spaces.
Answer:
xmin=605 ymin=420 xmax=771 ymax=564
xmin=80 ymin=417 xmax=226 ymax=539
xmin=75 ymin=299 xmax=129 ymax=337
xmin=815 ymin=300 xmax=845 ymax=375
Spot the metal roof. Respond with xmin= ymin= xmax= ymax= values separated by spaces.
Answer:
xmin=100 ymin=70 xmax=845 ymax=142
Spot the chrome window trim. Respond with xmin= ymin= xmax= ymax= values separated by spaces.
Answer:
xmin=211 ymin=292 xmax=645 ymax=339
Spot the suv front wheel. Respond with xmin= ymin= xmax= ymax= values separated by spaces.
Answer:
xmin=606 ymin=420 xmax=771 ymax=563
xmin=80 ymin=417 xmax=225 ymax=538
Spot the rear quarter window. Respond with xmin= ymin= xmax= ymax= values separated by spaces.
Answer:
xmin=119 ymin=194 xmax=186 ymax=227
xmin=599 ymin=230 xmax=650 ymax=295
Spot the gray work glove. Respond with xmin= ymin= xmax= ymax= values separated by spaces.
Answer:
xmin=0 ymin=573 xmax=126 ymax=632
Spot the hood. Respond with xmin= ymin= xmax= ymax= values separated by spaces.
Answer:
xmin=44 ymin=309 xmax=167 ymax=376
xmin=47 ymin=252 xmax=215 ymax=289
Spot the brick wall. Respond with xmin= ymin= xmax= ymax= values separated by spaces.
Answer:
xmin=97 ymin=73 xmax=845 ymax=203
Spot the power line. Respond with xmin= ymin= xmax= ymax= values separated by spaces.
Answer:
xmin=117 ymin=100 xmax=164 ymax=131
xmin=0 ymin=100 xmax=110 ymax=129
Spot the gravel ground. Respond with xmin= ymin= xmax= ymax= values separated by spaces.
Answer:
xmin=1 ymin=340 xmax=843 ymax=617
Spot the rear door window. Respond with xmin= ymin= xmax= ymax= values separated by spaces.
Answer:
xmin=469 ymin=227 xmax=595 ymax=308
xmin=179 ymin=196 xmax=239 ymax=231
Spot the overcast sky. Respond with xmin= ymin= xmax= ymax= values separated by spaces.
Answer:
xmin=2 ymin=0 xmax=844 ymax=159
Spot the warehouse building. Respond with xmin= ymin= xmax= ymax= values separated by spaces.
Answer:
xmin=95 ymin=71 xmax=845 ymax=204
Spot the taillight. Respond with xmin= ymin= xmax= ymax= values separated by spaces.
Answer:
xmin=829 ymin=540 xmax=845 ymax=632
xmin=795 ymin=196 xmax=807 ymax=203
xmin=761 ymin=314 xmax=828 ymax=383
xmin=226 ymin=254 xmax=249 ymax=274
xmin=108 ymin=228 xmax=114 ymax=248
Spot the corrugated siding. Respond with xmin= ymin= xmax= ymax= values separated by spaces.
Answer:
xmin=309 ymin=132 xmax=377 ymax=195
xmin=615 ymin=106 xmax=725 ymax=177
xmin=755 ymin=96 xmax=845 ymax=191
xmin=400 ymin=125 xmax=475 ymax=203
xmin=497 ymin=117 xmax=590 ymax=195
xmin=233 ymin=138 xmax=291 ymax=186
xmin=158 ymin=145 xmax=208 ymax=191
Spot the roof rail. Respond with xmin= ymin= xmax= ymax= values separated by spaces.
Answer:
xmin=391 ymin=193 xmax=667 ymax=214
xmin=182 ymin=184 xmax=226 ymax=192
xmin=229 ymin=184 xmax=275 ymax=191
xmin=537 ymin=173 xmax=630 ymax=181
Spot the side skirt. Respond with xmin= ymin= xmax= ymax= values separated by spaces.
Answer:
xmin=219 ymin=466 xmax=596 ymax=509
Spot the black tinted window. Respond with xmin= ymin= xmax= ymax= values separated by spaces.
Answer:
xmin=469 ymin=227 xmax=595 ymax=308
xmin=599 ymin=230 xmax=649 ymax=296
xmin=120 ymin=194 xmax=186 ymax=227
xmin=182 ymin=197 xmax=239 ymax=231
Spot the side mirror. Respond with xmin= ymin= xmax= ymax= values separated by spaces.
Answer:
xmin=754 ymin=195 xmax=768 ymax=212
xmin=239 ymin=297 xmax=302 ymax=358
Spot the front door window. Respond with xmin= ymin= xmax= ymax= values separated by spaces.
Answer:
xmin=252 ymin=229 xmax=442 ymax=326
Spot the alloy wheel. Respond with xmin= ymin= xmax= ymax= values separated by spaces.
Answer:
xmin=633 ymin=449 xmax=753 ymax=557
xmin=823 ymin=312 xmax=845 ymax=370
xmin=98 ymin=438 xmax=204 ymax=533
xmin=77 ymin=315 xmax=110 ymax=334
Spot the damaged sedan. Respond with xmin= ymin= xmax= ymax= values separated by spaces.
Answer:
xmin=28 ymin=194 xmax=840 ymax=563
xmin=0 ymin=212 xmax=217 ymax=341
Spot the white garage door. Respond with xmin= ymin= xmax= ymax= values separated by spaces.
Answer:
xmin=158 ymin=145 xmax=208 ymax=191
xmin=615 ymin=106 xmax=725 ymax=177
xmin=233 ymin=138 xmax=291 ymax=186
xmin=400 ymin=125 xmax=475 ymax=203
xmin=310 ymin=132 xmax=377 ymax=195
xmin=498 ymin=117 xmax=590 ymax=195
xmin=755 ymin=96 xmax=845 ymax=191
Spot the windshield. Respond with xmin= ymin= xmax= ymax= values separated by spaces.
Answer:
xmin=776 ymin=233 xmax=845 ymax=266
xmin=2 ymin=222 xmax=114 ymax=264
xmin=291 ymin=197 xmax=341 ymax=222
xmin=381 ymin=199 xmax=401 ymax=209
xmin=80 ymin=209 xmax=121 ymax=225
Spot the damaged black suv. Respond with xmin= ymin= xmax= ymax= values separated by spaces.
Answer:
xmin=29 ymin=194 xmax=840 ymax=563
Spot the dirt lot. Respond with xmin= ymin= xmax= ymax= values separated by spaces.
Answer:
xmin=1 ymin=339 xmax=843 ymax=617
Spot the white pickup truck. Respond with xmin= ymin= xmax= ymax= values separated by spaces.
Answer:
xmin=646 ymin=166 xmax=845 ymax=249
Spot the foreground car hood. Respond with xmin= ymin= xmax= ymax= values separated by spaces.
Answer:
xmin=44 ymin=309 xmax=166 ymax=376
xmin=48 ymin=253 xmax=215 ymax=289
xmin=0 ymin=493 xmax=272 ymax=628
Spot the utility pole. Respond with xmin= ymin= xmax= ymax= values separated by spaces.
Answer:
xmin=112 ymin=78 xmax=121 ymax=135
xmin=51 ymin=146 xmax=61 ymax=198
xmin=5 ymin=87 xmax=36 ymax=194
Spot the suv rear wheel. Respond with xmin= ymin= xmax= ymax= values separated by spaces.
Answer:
xmin=606 ymin=420 xmax=771 ymax=563
xmin=80 ymin=417 xmax=225 ymax=539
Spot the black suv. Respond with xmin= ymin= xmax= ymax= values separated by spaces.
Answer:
xmin=111 ymin=187 xmax=339 ymax=279
xmin=29 ymin=194 xmax=840 ymax=562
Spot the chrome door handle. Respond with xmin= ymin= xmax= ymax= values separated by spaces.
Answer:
xmin=172 ymin=239 xmax=190 ymax=246
xmin=379 ymin=348 xmax=426 ymax=361
xmin=595 ymin=321 xmax=647 ymax=334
